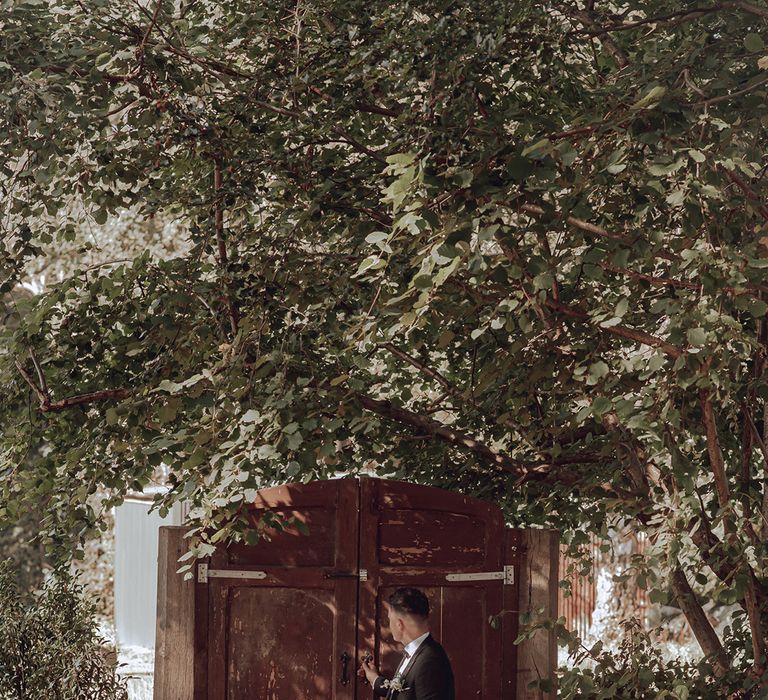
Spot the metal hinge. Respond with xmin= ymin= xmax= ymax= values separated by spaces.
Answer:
xmin=197 ymin=563 xmax=268 ymax=584
xmin=323 ymin=569 xmax=369 ymax=581
xmin=197 ymin=564 xmax=367 ymax=584
xmin=446 ymin=565 xmax=514 ymax=585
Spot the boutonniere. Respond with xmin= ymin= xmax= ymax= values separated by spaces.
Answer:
xmin=382 ymin=675 xmax=410 ymax=691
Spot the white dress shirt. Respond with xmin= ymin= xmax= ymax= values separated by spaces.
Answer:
xmin=394 ymin=631 xmax=430 ymax=677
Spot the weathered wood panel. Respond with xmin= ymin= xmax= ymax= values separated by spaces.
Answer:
xmin=515 ymin=529 xmax=559 ymax=700
xmin=226 ymin=586 xmax=336 ymax=698
xmin=203 ymin=478 xmax=358 ymax=700
xmin=153 ymin=526 xmax=195 ymax=700
xmin=358 ymin=478 xmax=507 ymax=699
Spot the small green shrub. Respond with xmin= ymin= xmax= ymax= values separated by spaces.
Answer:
xmin=554 ymin=618 xmax=768 ymax=700
xmin=0 ymin=559 xmax=127 ymax=700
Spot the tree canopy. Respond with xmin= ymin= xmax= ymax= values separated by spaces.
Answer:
xmin=2 ymin=0 xmax=768 ymax=690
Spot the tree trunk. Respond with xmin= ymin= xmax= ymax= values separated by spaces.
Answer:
xmin=670 ymin=564 xmax=729 ymax=677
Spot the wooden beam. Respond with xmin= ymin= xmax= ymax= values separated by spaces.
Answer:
xmin=515 ymin=529 xmax=560 ymax=700
xmin=153 ymin=526 xmax=196 ymax=700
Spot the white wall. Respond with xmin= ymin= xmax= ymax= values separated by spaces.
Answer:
xmin=114 ymin=496 xmax=184 ymax=650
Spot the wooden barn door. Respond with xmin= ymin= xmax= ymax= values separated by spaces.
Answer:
xmin=185 ymin=477 xmax=530 ymax=700
xmin=356 ymin=478 xmax=516 ymax=699
xmin=196 ymin=479 xmax=359 ymax=700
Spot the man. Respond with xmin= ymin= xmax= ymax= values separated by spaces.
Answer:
xmin=358 ymin=587 xmax=455 ymax=699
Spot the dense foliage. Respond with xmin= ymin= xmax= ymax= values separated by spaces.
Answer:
xmin=2 ymin=0 xmax=768 ymax=690
xmin=0 ymin=560 xmax=127 ymax=700
xmin=557 ymin=618 xmax=759 ymax=699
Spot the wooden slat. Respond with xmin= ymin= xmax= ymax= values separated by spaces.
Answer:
xmin=502 ymin=529 xmax=523 ymax=699
xmin=153 ymin=526 xmax=195 ymax=700
xmin=193 ymin=556 xmax=209 ymax=700
xmin=516 ymin=529 xmax=559 ymax=700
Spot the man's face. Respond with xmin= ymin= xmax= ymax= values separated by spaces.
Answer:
xmin=386 ymin=603 xmax=405 ymax=643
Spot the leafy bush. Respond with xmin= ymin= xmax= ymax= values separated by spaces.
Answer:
xmin=555 ymin=618 xmax=768 ymax=700
xmin=0 ymin=560 xmax=127 ymax=700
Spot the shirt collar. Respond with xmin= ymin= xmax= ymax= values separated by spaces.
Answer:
xmin=404 ymin=631 xmax=430 ymax=657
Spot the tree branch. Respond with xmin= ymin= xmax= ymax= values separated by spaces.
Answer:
xmin=544 ymin=299 xmax=683 ymax=358
xmin=493 ymin=231 xmax=683 ymax=356
xmin=354 ymin=392 xmax=605 ymax=484
xmin=331 ymin=130 xmax=387 ymax=164
xmin=690 ymin=521 xmax=768 ymax=609
xmin=698 ymin=76 xmax=768 ymax=108
xmin=15 ymin=357 xmax=131 ymax=412
xmin=381 ymin=342 xmax=484 ymax=412
xmin=671 ymin=564 xmax=730 ymax=677
xmin=569 ymin=2 xmax=768 ymax=35
xmin=745 ymin=575 xmax=767 ymax=677
xmin=600 ymin=262 xmax=768 ymax=297
xmin=41 ymin=389 xmax=132 ymax=413
xmin=14 ymin=359 xmax=48 ymax=408
xmin=518 ymin=203 xmax=680 ymax=262
xmin=113 ymin=0 xmax=164 ymax=81
xmin=355 ymin=392 xmax=525 ymax=477
xmin=700 ymin=389 xmax=731 ymax=509
xmin=355 ymin=101 xmax=403 ymax=118
xmin=213 ymin=155 xmax=239 ymax=338
xmin=722 ymin=167 xmax=768 ymax=222
xmin=28 ymin=349 xmax=47 ymax=397
xmin=730 ymin=0 xmax=768 ymax=19
xmin=567 ymin=8 xmax=630 ymax=68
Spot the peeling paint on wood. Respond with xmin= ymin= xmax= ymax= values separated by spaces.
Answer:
xmin=154 ymin=479 xmax=559 ymax=700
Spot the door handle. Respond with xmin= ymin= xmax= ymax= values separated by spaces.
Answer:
xmin=340 ymin=651 xmax=351 ymax=686
xmin=361 ymin=653 xmax=374 ymax=685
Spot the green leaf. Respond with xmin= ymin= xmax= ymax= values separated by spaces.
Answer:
xmin=745 ymin=33 xmax=764 ymax=52
xmin=158 ymin=399 xmax=179 ymax=423
xmin=385 ymin=152 xmax=417 ymax=166
xmin=157 ymin=379 xmax=182 ymax=393
xmin=687 ymin=328 xmax=707 ymax=346
xmin=747 ymin=299 xmax=768 ymax=317
xmin=365 ymin=231 xmax=389 ymax=244
xmin=507 ymin=156 xmax=533 ymax=182
xmin=631 ymin=86 xmax=666 ymax=110
xmin=533 ymin=272 xmax=553 ymax=290
xmin=666 ymin=189 xmax=686 ymax=207
xmin=412 ymin=274 xmax=433 ymax=289
xmin=241 ymin=409 xmax=259 ymax=423
xmin=94 ymin=52 xmax=112 ymax=67
xmin=354 ymin=255 xmax=385 ymax=277
xmin=521 ymin=138 xmax=551 ymax=156
xmin=591 ymin=397 xmax=611 ymax=416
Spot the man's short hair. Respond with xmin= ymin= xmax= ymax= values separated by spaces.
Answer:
xmin=388 ymin=587 xmax=430 ymax=620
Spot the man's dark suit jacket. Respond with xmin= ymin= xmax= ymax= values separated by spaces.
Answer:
xmin=373 ymin=633 xmax=455 ymax=700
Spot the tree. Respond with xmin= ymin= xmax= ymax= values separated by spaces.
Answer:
xmin=0 ymin=560 xmax=127 ymax=700
xmin=2 ymin=0 xmax=768 ymax=692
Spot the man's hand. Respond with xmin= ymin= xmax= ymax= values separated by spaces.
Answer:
xmin=358 ymin=656 xmax=380 ymax=686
